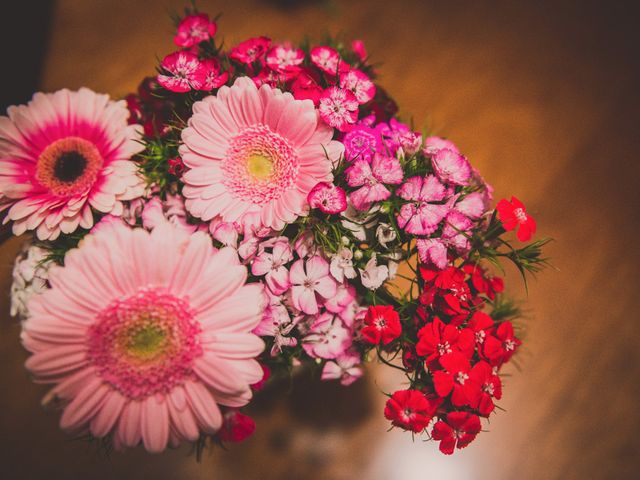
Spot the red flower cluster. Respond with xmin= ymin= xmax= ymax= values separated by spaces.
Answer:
xmin=383 ymin=264 xmax=521 ymax=454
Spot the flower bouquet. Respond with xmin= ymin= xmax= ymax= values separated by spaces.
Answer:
xmin=1 ymin=6 xmax=549 ymax=456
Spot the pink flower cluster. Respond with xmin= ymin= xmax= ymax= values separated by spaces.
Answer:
xmin=248 ymin=234 xmax=366 ymax=387
xmin=225 ymin=38 xmax=377 ymax=132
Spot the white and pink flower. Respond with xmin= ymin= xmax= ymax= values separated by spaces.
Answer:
xmin=289 ymin=255 xmax=337 ymax=315
xmin=318 ymin=87 xmax=359 ymax=132
xmin=359 ymin=253 xmax=389 ymax=290
xmin=416 ymin=238 xmax=448 ymax=269
xmin=310 ymin=46 xmax=340 ymax=75
xmin=346 ymin=154 xmax=403 ymax=210
xmin=321 ymin=353 xmax=363 ymax=386
xmin=431 ymin=149 xmax=471 ymax=186
xmin=158 ymin=51 xmax=207 ymax=93
xmin=252 ymin=239 xmax=293 ymax=295
xmin=265 ymin=44 xmax=305 ymax=71
xmin=302 ymin=313 xmax=352 ymax=359
xmin=0 ymin=88 xmax=145 ymax=240
xmin=329 ymin=248 xmax=357 ymax=283
xmin=307 ymin=182 xmax=347 ymax=214
xmin=396 ymin=175 xmax=454 ymax=235
xmin=180 ymin=77 xmax=343 ymax=231
xmin=340 ymin=69 xmax=376 ymax=104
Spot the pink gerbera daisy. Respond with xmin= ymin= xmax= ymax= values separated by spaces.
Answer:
xmin=180 ymin=77 xmax=343 ymax=231
xmin=0 ymin=88 xmax=145 ymax=240
xmin=21 ymin=220 xmax=265 ymax=452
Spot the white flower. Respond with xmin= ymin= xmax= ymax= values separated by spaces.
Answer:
xmin=359 ymin=253 xmax=389 ymax=290
xmin=384 ymin=250 xmax=403 ymax=280
xmin=330 ymin=248 xmax=357 ymax=282
xmin=376 ymin=223 xmax=397 ymax=248
xmin=10 ymin=244 xmax=51 ymax=319
xmin=341 ymin=204 xmax=378 ymax=241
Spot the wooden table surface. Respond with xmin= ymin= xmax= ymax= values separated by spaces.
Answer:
xmin=1 ymin=1 xmax=639 ymax=479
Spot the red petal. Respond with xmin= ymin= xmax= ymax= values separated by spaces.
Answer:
xmin=433 ymin=371 xmax=454 ymax=397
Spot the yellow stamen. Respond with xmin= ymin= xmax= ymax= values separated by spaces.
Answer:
xmin=247 ymin=154 xmax=273 ymax=180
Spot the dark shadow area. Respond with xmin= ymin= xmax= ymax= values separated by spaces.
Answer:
xmin=0 ymin=2 xmax=54 ymax=111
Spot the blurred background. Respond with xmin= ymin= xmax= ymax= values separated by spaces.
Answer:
xmin=1 ymin=0 xmax=639 ymax=479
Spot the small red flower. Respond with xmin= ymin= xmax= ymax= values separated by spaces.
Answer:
xmin=419 ymin=266 xmax=473 ymax=316
xmin=200 ymin=58 xmax=228 ymax=90
xmin=361 ymin=305 xmax=402 ymax=345
xmin=384 ymin=389 xmax=439 ymax=433
xmin=432 ymin=352 xmax=480 ymax=407
xmin=496 ymin=196 xmax=536 ymax=242
xmin=167 ymin=157 xmax=186 ymax=177
xmin=291 ymin=68 xmax=324 ymax=105
xmin=402 ymin=344 xmax=419 ymax=372
xmin=431 ymin=411 xmax=482 ymax=455
xmin=351 ymin=39 xmax=368 ymax=61
xmin=483 ymin=321 xmax=521 ymax=367
xmin=157 ymin=51 xmax=206 ymax=93
xmin=469 ymin=361 xmax=502 ymax=416
xmin=464 ymin=264 xmax=504 ymax=300
xmin=416 ymin=317 xmax=474 ymax=366
xmin=467 ymin=311 xmax=494 ymax=346
xmin=229 ymin=36 xmax=272 ymax=65
xmin=174 ymin=13 xmax=217 ymax=48
xmin=218 ymin=410 xmax=256 ymax=442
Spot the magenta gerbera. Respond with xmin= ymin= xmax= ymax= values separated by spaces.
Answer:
xmin=0 ymin=88 xmax=145 ymax=240
xmin=21 ymin=220 xmax=265 ymax=452
xmin=180 ymin=77 xmax=343 ymax=230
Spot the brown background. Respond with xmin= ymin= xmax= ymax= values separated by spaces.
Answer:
xmin=1 ymin=0 xmax=639 ymax=479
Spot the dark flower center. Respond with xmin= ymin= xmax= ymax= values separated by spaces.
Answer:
xmin=54 ymin=151 xmax=88 ymax=183
xmin=35 ymin=136 xmax=104 ymax=197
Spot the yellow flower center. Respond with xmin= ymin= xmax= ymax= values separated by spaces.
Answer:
xmin=247 ymin=154 xmax=274 ymax=180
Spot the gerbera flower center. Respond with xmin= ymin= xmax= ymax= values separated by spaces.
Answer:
xmin=35 ymin=136 xmax=103 ymax=197
xmin=247 ymin=154 xmax=274 ymax=180
xmin=87 ymin=288 xmax=202 ymax=400
xmin=222 ymin=124 xmax=298 ymax=205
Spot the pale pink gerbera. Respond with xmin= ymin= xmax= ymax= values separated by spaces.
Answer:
xmin=21 ymin=220 xmax=265 ymax=452
xmin=180 ymin=77 xmax=343 ymax=231
xmin=0 ymin=89 xmax=145 ymax=240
